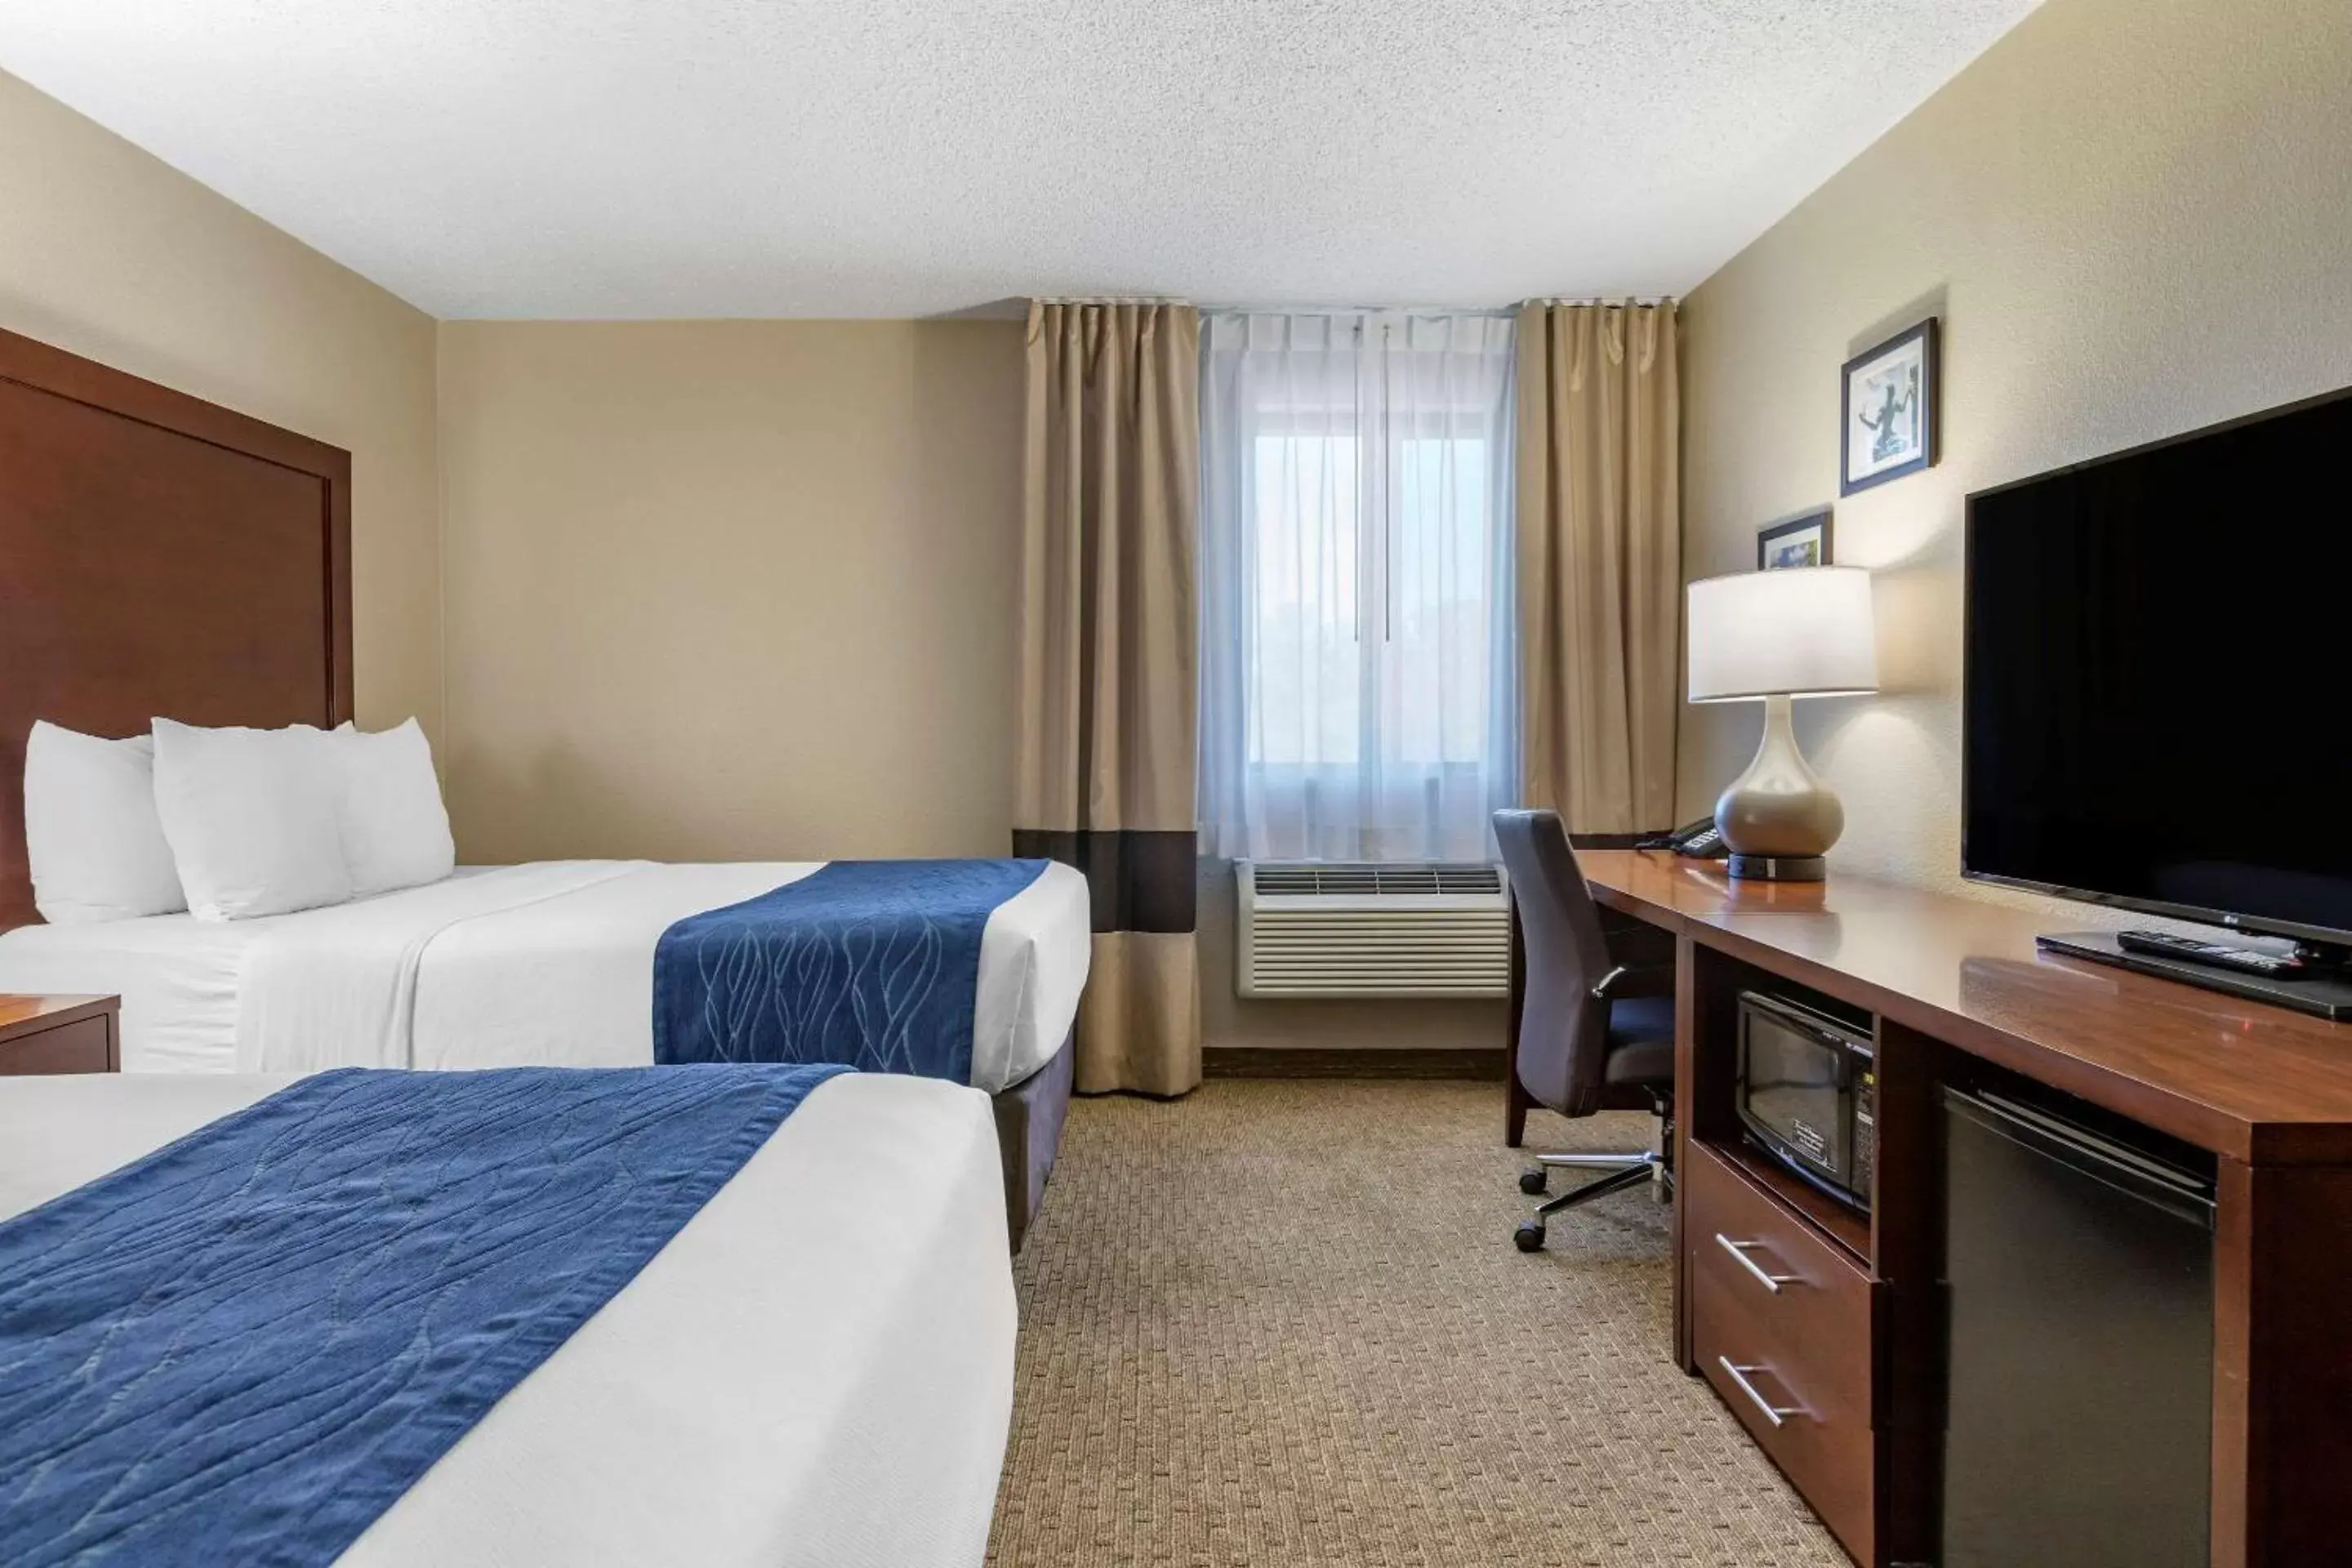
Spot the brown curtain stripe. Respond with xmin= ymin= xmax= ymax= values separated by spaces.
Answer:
xmin=1015 ymin=301 xmax=1204 ymax=1098
xmin=1011 ymin=829 xmax=1196 ymax=934
xmin=1515 ymin=300 xmax=1683 ymax=836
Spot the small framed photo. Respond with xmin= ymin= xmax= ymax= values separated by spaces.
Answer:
xmin=1841 ymin=318 xmax=1939 ymax=495
xmin=1757 ymin=509 xmax=1833 ymax=570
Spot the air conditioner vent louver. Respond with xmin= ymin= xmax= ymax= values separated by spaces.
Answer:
xmin=1249 ymin=862 xmax=1502 ymax=898
xmin=1236 ymin=860 xmax=1510 ymax=999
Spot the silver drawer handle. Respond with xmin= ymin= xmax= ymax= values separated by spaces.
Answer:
xmin=1715 ymin=1233 xmax=1799 ymax=1293
xmin=1717 ymin=1357 xmax=1806 ymax=1428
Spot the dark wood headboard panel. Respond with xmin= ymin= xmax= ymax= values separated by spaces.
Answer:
xmin=0 ymin=327 xmax=353 ymax=928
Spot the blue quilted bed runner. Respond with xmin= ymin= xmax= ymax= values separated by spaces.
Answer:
xmin=653 ymin=858 xmax=1049 ymax=1083
xmin=0 ymin=1062 xmax=848 ymax=1567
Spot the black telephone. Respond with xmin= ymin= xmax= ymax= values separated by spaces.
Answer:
xmin=1641 ymin=817 xmax=1729 ymax=859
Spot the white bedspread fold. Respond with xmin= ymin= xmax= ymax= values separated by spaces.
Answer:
xmin=234 ymin=862 xmax=646 ymax=1073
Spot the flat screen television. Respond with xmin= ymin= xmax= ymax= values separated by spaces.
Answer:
xmin=1963 ymin=385 xmax=2352 ymax=954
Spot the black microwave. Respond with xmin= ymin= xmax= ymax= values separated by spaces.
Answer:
xmin=1735 ymin=991 xmax=1875 ymax=1210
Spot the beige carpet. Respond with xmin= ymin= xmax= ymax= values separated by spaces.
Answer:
xmin=987 ymin=1080 xmax=1846 ymax=1568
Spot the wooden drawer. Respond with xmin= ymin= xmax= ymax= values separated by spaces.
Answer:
xmin=1695 ymin=1281 xmax=1878 ymax=1564
xmin=1685 ymin=1140 xmax=1874 ymax=1419
xmin=0 ymin=1014 xmax=114 ymax=1075
xmin=1686 ymin=1142 xmax=1877 ymax=1562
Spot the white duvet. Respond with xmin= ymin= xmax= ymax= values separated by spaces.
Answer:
xmin=0 ymin=861 xmax=1091 ymax=1094
xmin=0 ymin=1069 xmax=1016 ymax=1568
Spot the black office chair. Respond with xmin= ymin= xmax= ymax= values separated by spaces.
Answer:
xmin=1492 ymin=808 xmax=1678 ymax=1253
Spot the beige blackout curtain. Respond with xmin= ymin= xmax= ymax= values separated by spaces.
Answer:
xmin=1515 ymin=301 xmax=1682 ymax=835
xmin=1014 ymin=301 xmax=1203 ymax=1097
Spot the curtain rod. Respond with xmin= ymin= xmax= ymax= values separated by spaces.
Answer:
xmin=1183 ymin=298 xmax=1675 ymax=315
xmin=1192 ymin=303 xmax=1515 ymax=318
xmin=1033 ymin=295 xmax=1675 ymax=312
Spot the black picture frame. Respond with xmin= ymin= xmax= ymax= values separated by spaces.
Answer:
xmin=1840 ymin=317 xmax=1939 ymax=496
xmin=1757 ymin=509 xmax=1834 ymax=570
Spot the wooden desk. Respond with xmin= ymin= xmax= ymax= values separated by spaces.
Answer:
xmin=1561 ymin=851 xmax=2352 ymax=1568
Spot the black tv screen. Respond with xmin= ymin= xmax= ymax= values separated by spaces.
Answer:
xmin=1963 ymin=387 xmax=2352 ymax=946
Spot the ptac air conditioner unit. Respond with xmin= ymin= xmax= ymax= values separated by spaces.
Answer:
xmin=1235 ymin=861 xmax=1511 ymax=999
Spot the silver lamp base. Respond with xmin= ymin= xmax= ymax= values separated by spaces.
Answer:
xmin=1716 ymin=693 xmax=1844 ymax=880
xmin=1727 ymin=853 xmax=1827 ymax=882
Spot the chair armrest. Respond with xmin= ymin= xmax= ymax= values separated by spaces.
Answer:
xmin=1591 ymin=962 xmax=1677 ymax=1001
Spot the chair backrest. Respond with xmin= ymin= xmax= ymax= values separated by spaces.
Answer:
xmin=1492 ymin=808 xmax=1618 ymax=1116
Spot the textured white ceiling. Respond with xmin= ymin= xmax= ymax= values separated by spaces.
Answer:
xmin=0 ymin=0 xmax=2039 ymax=319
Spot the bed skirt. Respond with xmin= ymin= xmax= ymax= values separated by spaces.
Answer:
xmin=991 ymin=1027 xmax=1073 ymax=1252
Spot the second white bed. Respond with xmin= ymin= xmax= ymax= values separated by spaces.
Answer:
xmin=0 ymin=860 xmax=1091 ymax=1093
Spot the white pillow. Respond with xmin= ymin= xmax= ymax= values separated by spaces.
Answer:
xmin=150 ymin=719 xmax=353 ymax=921
xmin=21 ymin=722 xmax=189 ymax=924
xmin=329 ymin=719 xmax=455 ymax=896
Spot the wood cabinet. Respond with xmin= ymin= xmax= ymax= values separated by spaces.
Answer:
xmin=1552 ymin=851 xmax=2352 ymax=1568
xmin=0 ymin=995 xmax=120 ymax=1075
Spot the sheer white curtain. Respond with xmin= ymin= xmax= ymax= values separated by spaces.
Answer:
xmin=1198 ymin=310 xmax=1517 ymax=862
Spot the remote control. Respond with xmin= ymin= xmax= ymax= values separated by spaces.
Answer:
xmin=2117 ymin=929 xmax=2304 ymax=977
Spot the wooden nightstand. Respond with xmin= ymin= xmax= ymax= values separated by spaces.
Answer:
xmin=0 ymin=995 xmax=121 ymax=1075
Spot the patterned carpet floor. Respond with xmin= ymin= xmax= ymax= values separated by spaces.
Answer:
xmin=986 ymin=1079 xmax=1846 ymax=1568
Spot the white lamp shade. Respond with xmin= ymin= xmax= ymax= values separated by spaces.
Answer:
xmin=1687 ymin=566 xmax=1879 ymax=702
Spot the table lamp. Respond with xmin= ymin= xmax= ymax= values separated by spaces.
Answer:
xmin=1686 ymin=565 xmax=1879 ymax=881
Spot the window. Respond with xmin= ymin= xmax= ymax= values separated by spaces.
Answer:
xmin=1199 ymin=311 xmax=1516 ymax=862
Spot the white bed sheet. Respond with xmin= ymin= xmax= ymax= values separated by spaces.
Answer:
xmin=0 ymin=1070 xmax=1016 ymax=1568
xmin=0 ymin=860 xmax=1090 ymax=1093
xmin=0 ymin=910 xmax=270 ymax=1072
xmin=0 ymin=867 xmax=510 ymax=1073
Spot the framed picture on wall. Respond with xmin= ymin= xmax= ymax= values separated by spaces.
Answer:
xmin=1841 ymin=318 xmax=1939 ymax=494
xmin=1757 ymin=509 xmax=1833 ymax=570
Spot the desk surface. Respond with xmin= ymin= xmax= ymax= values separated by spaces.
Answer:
xmin=1578 ymin=850 xmax=2352 ymax=1164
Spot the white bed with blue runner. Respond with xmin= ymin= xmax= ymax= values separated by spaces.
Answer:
xmin=229 ymin=859 xmax=1091 ymax=1089
xmin=0 ymin=860 xmax=1090 ymax=1089
xmin=0 ymin=1066 xmax=1017 ymax=1567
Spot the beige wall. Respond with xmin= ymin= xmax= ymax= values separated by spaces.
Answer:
xmin=1680 ymin=0 xmax=2352 ymax=914
xmin=0 ymin=69 xmax=443 ymax=737
xmin=436 ymin=320 xmax=1026 ymax=862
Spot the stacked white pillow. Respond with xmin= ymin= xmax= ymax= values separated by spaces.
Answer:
xmin=150 ymin=719 xmax=356 ymax=920
xmin=21 ymin=717 xmax=456 ymax=924
xmin=22 ymin=723 xmax=189 ymax=924
xmin=327 ymin=719 xmax=458 ymax=898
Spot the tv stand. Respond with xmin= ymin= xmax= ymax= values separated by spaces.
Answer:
xmin=2038 ymin=930 xmax=2352 ymax=1022
xmin=1531 ymin=853 xmax=2352 ymax=1568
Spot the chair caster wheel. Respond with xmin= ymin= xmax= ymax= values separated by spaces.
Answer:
xmin=1519 ymin=1167 xmax=1548 ymax=1195
xmin=1513 ymin=1220 xmax=1546 ymax=1253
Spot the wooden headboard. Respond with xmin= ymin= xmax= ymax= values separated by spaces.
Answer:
xmin=0 ymin=327 xmax=353 ymax=929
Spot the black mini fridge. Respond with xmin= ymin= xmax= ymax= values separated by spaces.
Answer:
xmin=1940 ymin=1087 xmax=2216 ymax=1568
